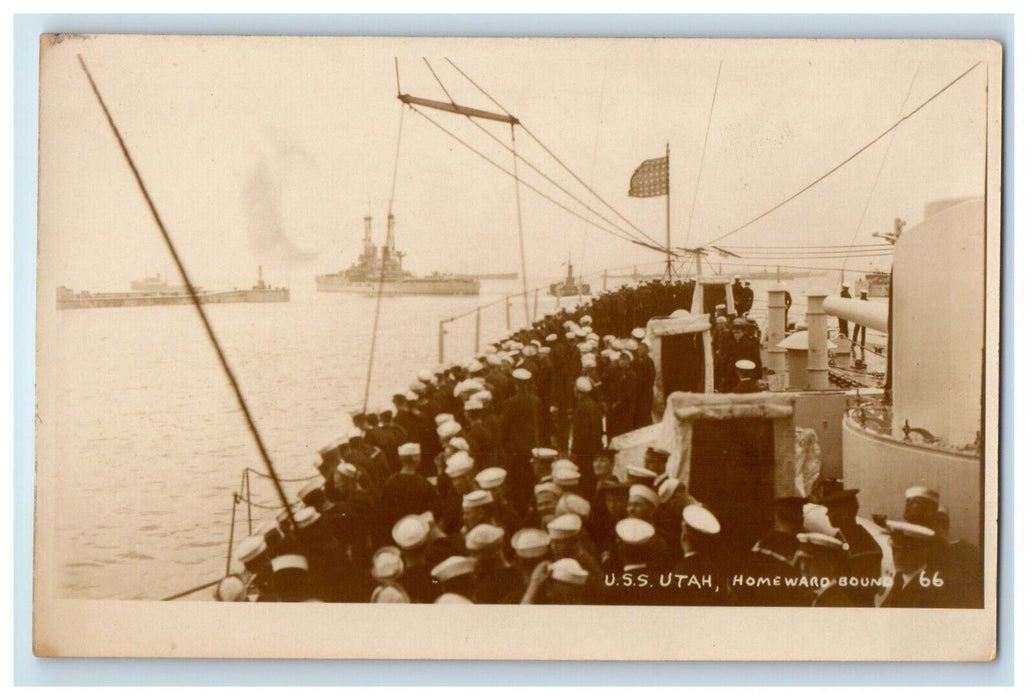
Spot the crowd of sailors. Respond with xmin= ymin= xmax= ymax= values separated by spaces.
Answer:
xmin=213 ymin=279 xmax=981 ymax=608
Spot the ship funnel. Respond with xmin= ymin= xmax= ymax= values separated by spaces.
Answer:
xmin=386 ymin=213 xmax=396 ymax=255
xmin=362 ymin=215 xmax=372 ymax=244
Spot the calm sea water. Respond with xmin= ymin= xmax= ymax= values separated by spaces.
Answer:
xmin=51 ymin=274 xmax=844 ymax=600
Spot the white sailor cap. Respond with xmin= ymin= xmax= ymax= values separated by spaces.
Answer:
xmin=467 ymin=360 xmax=484 ymax=373
xmin=575 ymin=376 xmax=593 ymax=393
xmin=549 ymin=558 xmax=589 ymax=586
xmin=371 ymin=584 xmax=410 ymax=603
xmin=632 ymin=328 xmax=646 ymax=339
xmin=270 ymin=553 xmax=309 ymax=573
xmin=475 ymin=467 xmax=507 ymax=489
xmin=574 ymin=327 xmax=589 ymax=338
xmin=398 ymin=442 xmax=421 ymax=457
xmin=545 ymin=333 xmax=558 ymax=342
xmin=294 ymin=506 xmax=321 ymax=529
xmin=445 ymin=451 xmax=475 ymax=478
xmin=565 ymin=332 xmax=576 ymax=340
xmin=581 ymin=354 xmax=597 ymax=368
xmin=434 ymin=413 xmax=454 ymax=426
xmin=214 ymin=576 xmax=247 ymax=602
xmin=628 ymin=484 xmax=661 ymax=508
xmin=510 ymin=528 xmax=551 ymax=559
xmin=624 ymin=339 xmax=639 ymax=352
xmin=276 ymin=502 xmax=306 ymax=526
xmin=430 ymin=555 xmax=476 ymax=582
xmin=580 ymin=315 xmax=592 ymax=325
xmin=410 ymin=381 xmax=427 ymax=394
xmin=682 ymin=504 xmax=721 ymax=535
xmin=486 ymin=354 xmax=502 ymax=366
xmin=371 ymin=546 xmax=405 ymax=581
xmin=615 ymin=518 xmax=655 ymax=546
xmin=392 ymin=514 xmax=432 ymax=550
xmin=587 ymin=332 xmax=600 ymax=342
xmin=513 ymin=368 xmax=533 ymax=381
xmin=474 ymin=389 xmax=493 ymax=402
xmin=437 ymin=420 xmax=462 ymax=439
xmin=626 ymin=465 xmax=658 ymax=481
xmin=547 ymin=513 xmax=583 ymax=540
xmin=531 ymin=447 xmax=559 ymax=460
xmin=448 ymin=436 xmax=470 ymax=453
xmin=462 ymin=489 xmax=494 ymax=510
xmin=551 ymin=458 xmax=577 ymax=475
xmin=336 ymin=461 xmax=358 ymax=477
xmin=735 ymin=359 xmax=757 ymax=371
xmin=521 ymin=345 xmax=537 ymax=357
xmin=555 ymin=493 xmax=592 ymax=519
xmin=465 ymin=523 xmax=506 ymax=552
xmin=464 ymin=398 xmax=484 ymax=412
xmin=404 ymin=391 xmax=419 ymax=402
xmin=235 ymin=535 xmax=267 ymax=565
xmin=417 ymin=369 xmax=434 ymax=382
xmin=905 ymin=486 xmax=940 ymax=504
xmin=796 ymin=532 xmax=849 ymax=552
xmin=885 ymin=519 xmax=937 ymax=544
xmin=435 ymin=593 xmax=474 ymax=604
xmin=297 ymin=476 xmax=326 ymax=502
xmin=552 ymin=467 xmax=581 ymax=489
xmin=534 ymin=481 xmax=563 ymax=501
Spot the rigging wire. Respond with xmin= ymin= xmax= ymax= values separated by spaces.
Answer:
xmin=443 ymin=57 xmax=666 ymax=251
xmin=580 ymin=67 xmax=609 ymax=280
xmin=838 ymin=62 xmax=922 ymax=278
xmin=407 ymin=104 xmax=667 ymax=254
xmin=683 ymin=59 xmax=723 ymax=249
xmin=458 ymin=106 xmax=663 ymax=251
xmin=76 ymin=55 xmax=297 ymax=529
xmin=362 ymin=100 xmax=406 ymax=413
xmin=702 ymin=61 xmax=981 ymax=248
xmin=510 ymin=123 xmax=531 ymax=326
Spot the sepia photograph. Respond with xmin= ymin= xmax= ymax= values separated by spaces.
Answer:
xmin=32 ymin=34 xmax=1001 ymax=660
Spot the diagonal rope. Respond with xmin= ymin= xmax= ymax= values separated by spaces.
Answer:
xmin=444 ymin=57 xmax=665 ymax=250
xmin=511 ymin=123 xmax=531 ymax=326
xmin=407 ymin=104 xmax=667 ymax=254
xmin=683 ymin=59 xmax=723 ymax=249
xmin=838 ymin=62 xmax=922 ymax=279
xmin=703 ymin=61 xmax=981 ymax=248
xmin=76 ymin=55 xmax=297 ymax=528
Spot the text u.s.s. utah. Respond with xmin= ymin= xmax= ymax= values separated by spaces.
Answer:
xmin=604 ymin=573 xmax=716 ymax=590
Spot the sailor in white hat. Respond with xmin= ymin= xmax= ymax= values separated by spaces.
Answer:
xmin=465 ymin=523 xmax=525 ymax=603
xmin=732 ymin=359 xmax=761 ymax=393
xmin=903 ymin=485 xmax=941 ymax=530
xmin=626 ymin=484 xmax=661 ymax=522
xmin=461 ymin=489 xmax=496 ymax=533
xmin=533 ymin=481 xmax=563 ymax=528
xmin=430 ymin=555 xmax=477 ymax=599
xmin=213 ymin=575 xmax=248 ymax=602
xmin=371 ymin=546 xmax=406 ymax=583
xmin=370 ymin=582 xmax=411 ymax=604
xmin=444 ymin=450 xmax=477 ymax=495
xmin=269 ymin=553 xmax=316 ymax=602
xmin=876 ymin=520 xmax=944 ymax=608
xmin=520 ymin=557 xmax=592 ymax=605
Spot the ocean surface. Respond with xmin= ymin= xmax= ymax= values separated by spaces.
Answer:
xmin=49 ymin=274 xmax=850 ymax=600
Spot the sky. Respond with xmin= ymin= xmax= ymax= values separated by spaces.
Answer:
xmin=37 ymin=36 xmax=996 ymax=293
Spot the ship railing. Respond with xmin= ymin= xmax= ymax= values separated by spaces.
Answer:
xmin=436 ymin=258 xmax=685 ymax=363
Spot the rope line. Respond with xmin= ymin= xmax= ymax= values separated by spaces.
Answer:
xmin=408 ymin=105 xmax=667 ymax=254
xmin=510 ymin=124 xmax=531 ymax=327
xmin=443 ymin=57 xmax=666 ymax=251
xmin=683 ymin=59 xmax=723 ymax=249
xmin=76 ymin=55 xmax=297 ymax=530
xmin=839 ymin=62 xmax=922 ymax=276
xmin=703 ymin=61 xmax=981 ymax=248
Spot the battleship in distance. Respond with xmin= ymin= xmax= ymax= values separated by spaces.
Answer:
xmin=56 ymin=266 xmax=289 ymax=310
xmin=315 ymin=214 xmax=481 ymax=296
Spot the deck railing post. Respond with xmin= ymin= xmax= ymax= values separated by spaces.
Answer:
xmin=438 ymin=319 xmax=446 ymax=364
xmin=505 ymin=295 xmax=511 ymax=330
xmin=474 ymin=306 xmax=481 ymax=354
xmin=532 ymin=288 xmax=539 ymax=320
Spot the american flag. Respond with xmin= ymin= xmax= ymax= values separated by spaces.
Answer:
xmin=628 ymin=155 xmax=669 ymax=198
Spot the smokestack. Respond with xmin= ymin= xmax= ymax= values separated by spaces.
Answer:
xmin=806 ymin=289 xmax=829 ymax=390
xmin=386 ymin=213 xmax=396 ymax=254
xmin=362 ymin=215 xmax=372 ymax=244
xmin=766 ymin=285 xmax=788 ymax=390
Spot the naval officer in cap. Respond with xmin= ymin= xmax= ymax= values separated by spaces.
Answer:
xmin=876 ymin=520 xmax=947 ymax=608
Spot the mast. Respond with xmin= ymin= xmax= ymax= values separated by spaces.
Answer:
xmin=665 ymin=142 xmax=672 ymax=280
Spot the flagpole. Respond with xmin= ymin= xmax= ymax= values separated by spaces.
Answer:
xmin=665 ymin=141 xmax=671 ymax=280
